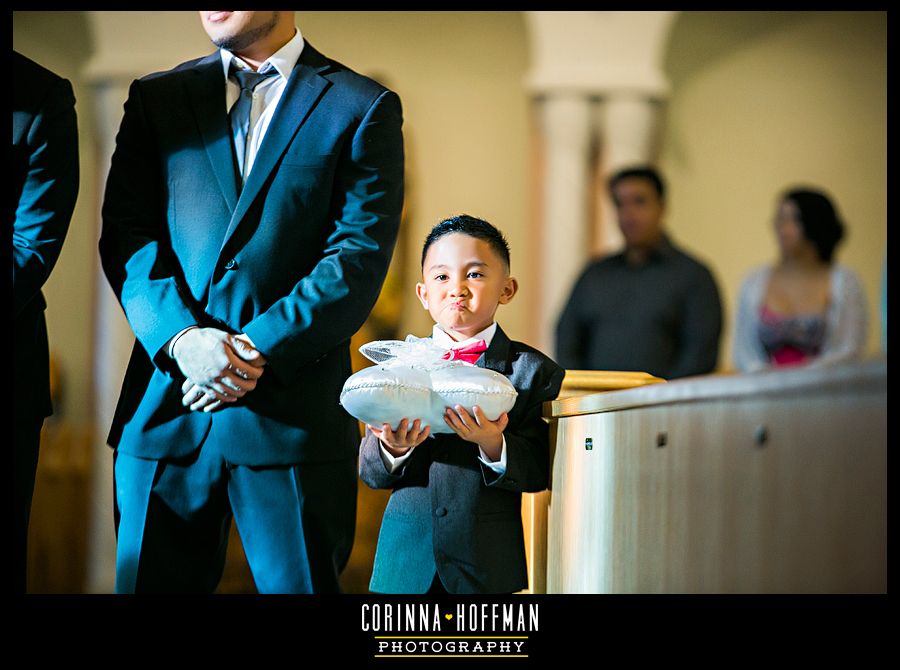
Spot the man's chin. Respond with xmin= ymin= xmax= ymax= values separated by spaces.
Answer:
xmin=205 ymin=12 xmax=279 ymax=54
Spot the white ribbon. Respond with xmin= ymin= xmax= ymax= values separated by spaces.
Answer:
xmin=358 ymin=335 xmax=473 ymax=370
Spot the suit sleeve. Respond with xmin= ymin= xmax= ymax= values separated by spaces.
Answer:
xmin=359 ymin=427 xmax=409 ymax=490
xmin=668 ymin=264 xmax=723 ymax=378
xmin=243 ymin=89 xmax=405 ymax=384
xmin=480 ymin=362 xmax=566 ymax=493
xmin=13 ymin=76 xmax=79 ymax=319
xmin=99 ymin=79 xmax=201 ymax=369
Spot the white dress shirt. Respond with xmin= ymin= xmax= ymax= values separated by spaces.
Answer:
xmin=219 ymin=27 xmax=305 ymax=181
xmin=379 ymin=322 xmax=508 ymax=475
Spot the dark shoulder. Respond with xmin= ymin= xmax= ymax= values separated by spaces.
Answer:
xmin=304 ymin=41 xmax=399 ymax=113
xmin=308 ymin=42 xmax=392 ymax=94
xmin=508 ymin=340 xmax=566 ymax=391
xmin=13 ymin=51 xmax=73 ymax=109
xmin=135 ymin=43 xmax=397 ymax=112
xmin=14 ymin=51 xmax=65 ymax=87
xmin=509 ymin=339 xmax=560 ymax=365
xmin=668 ymin=242 xmax=718 ymax=284
xmin=137 ymin=53 xmax=215 ymax=85
xmin=577 ymin=253 xmax=627 ymax=282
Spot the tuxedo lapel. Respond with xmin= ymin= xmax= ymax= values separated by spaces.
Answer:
xmin=186 ymin=54 xmax=239 ymax=214
xmin=218 ymin=43 xmax=332 ymax=256
xmin=478 ymin=325 xmax=513 ymax=375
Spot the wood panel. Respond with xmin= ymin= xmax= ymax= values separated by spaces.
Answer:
xmin=521 ymin=369 xmax=666 ymax=593
xmin=546 ymin=359 xmax=886 ymax=593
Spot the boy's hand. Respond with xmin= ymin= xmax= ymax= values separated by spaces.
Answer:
xmin=444 ymin=405 xmax=509 ymax=461
xmin=369 ymin=418 xmax=431 ymax=458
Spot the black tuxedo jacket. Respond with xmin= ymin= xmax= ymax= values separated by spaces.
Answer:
xmin=13 ymin=51 xmax=79 ymax=421
xmin=359 ymin=326 xmax=565 ymax=594
xmin=99 ymin=42 xmax=404 ymax=466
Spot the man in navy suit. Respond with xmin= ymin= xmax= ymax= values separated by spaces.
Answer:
xmin=13 ymin=51 xmax=79 ymax=593
xmin=99 ymin=11 xmax=404 ymax=593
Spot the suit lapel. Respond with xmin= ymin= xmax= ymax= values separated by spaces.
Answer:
xmin=186 ymin=54 xmax=239 ymax=214
xmin=217 ymin=43 xmax=332 ymax=256
xmin=477 ymin=325 xmax=513 ymax=375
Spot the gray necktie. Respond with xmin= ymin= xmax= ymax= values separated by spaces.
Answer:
xmin=228 ymin=62 xmax=278 ymax=182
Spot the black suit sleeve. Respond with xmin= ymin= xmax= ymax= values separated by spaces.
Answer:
xmin=243 ymin=90 xmax=405 ymax=383
xmin=99 ymin=79 xmax=201 ymax=368
xmin=668 ymin=264 xmax=723 ymax=378
xmin=480 ymin=362 xmax=565 ymax=493
xmin=13 ymin=75 xmax=79 ymax=319
xmin=358 ymin=428 xmax=410 ymax=490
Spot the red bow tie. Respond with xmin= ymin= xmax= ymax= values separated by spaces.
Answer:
xmin=442 ymin=339 xmax=488 ymax=364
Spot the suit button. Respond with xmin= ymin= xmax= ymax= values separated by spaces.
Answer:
xmin=224 ymin=258 xmax=238 ymax=271
xmin=434 ymin=507 xmax=448 ymax=517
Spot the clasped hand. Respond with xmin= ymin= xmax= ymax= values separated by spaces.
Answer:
xmin=173 ymin=328 xmax=266 ymax=412
xmin=369 ymin=405 xmax=508 ymax=461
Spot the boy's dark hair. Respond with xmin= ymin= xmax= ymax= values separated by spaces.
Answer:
xmin=608 ymin=165 xmax=666 ymax=201
xmin=782 ymin=187 xmax=845 ymax=264
xmin=421 ymin=214 xmax=511 ymax=270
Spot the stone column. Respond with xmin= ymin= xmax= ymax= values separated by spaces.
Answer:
xmin=524 ymin=11 xmax=678 ymax=354
xmin=535 ymin=95 xmax=594 ymax=355
xmin=595 ymin=95 xmax=664 ymax=253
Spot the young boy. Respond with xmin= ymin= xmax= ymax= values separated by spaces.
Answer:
xmin=358 ymin=214 xmax=565 ymax=594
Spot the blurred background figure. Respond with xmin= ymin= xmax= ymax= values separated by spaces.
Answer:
xmin=555 ymin=166 xmax=722 ymax=379
xmin=732 ymin=187 xmax=868 ymax=372
xmin=13 ymin=50 xmax=79 ymax=593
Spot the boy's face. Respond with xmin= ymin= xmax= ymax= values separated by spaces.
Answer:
xmin=417 ymin=233 xmax=518 ymax=341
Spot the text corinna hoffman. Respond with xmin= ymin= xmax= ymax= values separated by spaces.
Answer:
xmin=361 ymin=602 xmax=539 ymax=632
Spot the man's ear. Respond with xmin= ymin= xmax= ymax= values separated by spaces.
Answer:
xmin=415 ymin=282 xmax=429 ymax=310
xmin=498 ymin=277 xmax=519 ymax=305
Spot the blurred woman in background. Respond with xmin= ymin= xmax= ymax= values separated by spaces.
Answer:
xmin=733 ymin=187 xmax=868 ymax=372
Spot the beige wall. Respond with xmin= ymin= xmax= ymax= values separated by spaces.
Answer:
xmin=660 ymin=11 xmax=886 ymax=369
xmin=294 ymin=11 xmax=532 ymax=343
xmin=13 ymin=11 xmax=887 ymax=426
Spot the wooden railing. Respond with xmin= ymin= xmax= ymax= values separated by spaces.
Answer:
xmin=540 ymin=358 xmax=886 ymax=593
xmin=521 ymin=370 xmax=666 ymax=594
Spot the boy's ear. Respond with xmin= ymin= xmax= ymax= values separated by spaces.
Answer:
xmin=415 ymin=282 xmax=429 ymax=309
xmin=498 ymin=276 xmax=519 ymax=305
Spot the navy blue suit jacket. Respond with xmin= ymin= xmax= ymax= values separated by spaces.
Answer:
xmin=13 ymin=51 xmax=79 ymax=420
xmin=358 ymin=326 xmax=565 ymax=594
xmin=100 ymin=43 xmax=404 ymax=466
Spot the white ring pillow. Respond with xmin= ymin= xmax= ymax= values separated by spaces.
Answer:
xmin=339 ymin=337 xmax=518 ymax=433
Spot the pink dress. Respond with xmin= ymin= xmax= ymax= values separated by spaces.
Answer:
xmin=757 ymin=305 xmax=827 ymax=367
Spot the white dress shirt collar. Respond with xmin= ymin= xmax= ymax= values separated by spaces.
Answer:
xmin=218 ymin=26 xmax=305 ymax=80
xmin=431 ymin=322 xmax=498 ymax=351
